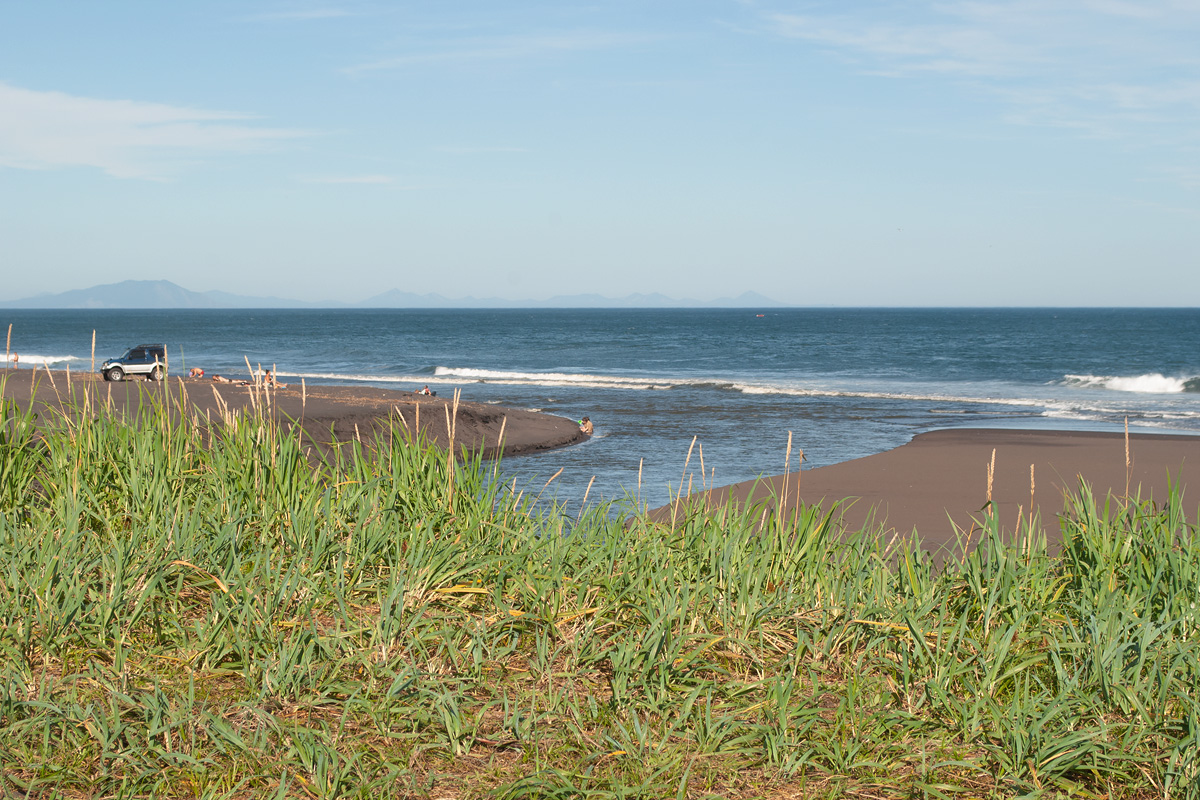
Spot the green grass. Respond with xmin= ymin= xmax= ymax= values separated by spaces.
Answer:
xmin=1 ymin=373 xmax=1199 ymax=798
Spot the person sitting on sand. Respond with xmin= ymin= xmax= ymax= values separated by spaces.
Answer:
xmin=189 ymin=367 xmax=204 ymax=378
xmin=579 ymin=417 xmax=593 ymax=435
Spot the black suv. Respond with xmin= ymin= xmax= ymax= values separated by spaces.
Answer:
xmin=101 ymin=344 xmax=168 ymax=382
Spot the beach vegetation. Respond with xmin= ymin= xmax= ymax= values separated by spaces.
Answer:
xmin=1 ymin=373 xmax=1199 ymax=798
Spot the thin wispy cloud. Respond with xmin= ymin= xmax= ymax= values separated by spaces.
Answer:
xmin=242 ymin=7 xmax=352 ymax=22
xmin=765 ymin=2 xmax=1200 ymax=76
xmin=435 ymin=145 xmax=529 ymax=155
xmin=346 ymin=30 xmax=660 ymax=73
xmin=0 ymin=82 xmax=311 ymax=180
xmin=299 ymin=174 xmax=395 ymax=184
xmin=759 ymin=2 xmax=1200 ymax=140
xmin=1156 ymin=165 xmax=1200 ymax=191
xmin=767 ymin=14 xmax=1035 ymax=77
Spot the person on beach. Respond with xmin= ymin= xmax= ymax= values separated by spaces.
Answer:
xmin=6 ymin=353 xmax=16 ymax=368
xmin=579 ymin=417 xmax=593 ymax=435
xmin=189 ymin=367 xmax=204 ymax=378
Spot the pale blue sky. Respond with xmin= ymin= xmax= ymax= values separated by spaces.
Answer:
xmin=2 ymin=1 xmax=1198 ymax=305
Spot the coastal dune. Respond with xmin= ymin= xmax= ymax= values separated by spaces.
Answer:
xmin=665 ymin=428 xmax=1200 ymax=556
xmin=8 ymin=368 xmax=1198 ymax=558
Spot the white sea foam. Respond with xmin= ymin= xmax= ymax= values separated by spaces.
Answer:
xmin=5 ymin=354 xmax=83 ymax=367
xmin=1041 ymin=400 xmax=1200 ymax=422
xmin=732 ymin=382 xmax=1043 ymax=407
xmin=432 ymin=366 xmax=1041 ymax=405
xmin=275 ymin=367 xmax=663 ymax=392
xmin=1063 ymin=373 xmax=1194 ymax=394
xmin=432 ymin=366 xmax=676 ymax=390
xmin=277 ymin=371 xmax=413 ymax=383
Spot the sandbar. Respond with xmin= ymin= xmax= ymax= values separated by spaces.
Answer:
xmin=1 ymin=368 xmax=585 ymax=457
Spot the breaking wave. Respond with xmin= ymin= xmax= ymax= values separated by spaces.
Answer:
xmin=432 ymin=366 xmax=1044 ymax=407
xmin=433 ymin=366 xmax=677 ymax=391
xmin=731 ymin=383 xmax=1043 ymax=407
xmin=1063 ymin=373 xmax=1200 ymax=394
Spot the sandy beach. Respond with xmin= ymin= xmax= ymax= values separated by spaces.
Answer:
xmin=658 ymin=427 xmax=1200 ymax=557
xmin=0 ymin=368 xmax=585 ymax=457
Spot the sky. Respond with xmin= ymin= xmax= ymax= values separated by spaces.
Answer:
xmin=1 ymin=1 xmax=1198 ymax=306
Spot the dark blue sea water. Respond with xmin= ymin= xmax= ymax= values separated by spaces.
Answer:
xmin=5 ymin=308 xmax=1199 ymax=508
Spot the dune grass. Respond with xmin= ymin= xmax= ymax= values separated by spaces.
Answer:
xmin=1 ymin=374 xmax=1199 ymax=799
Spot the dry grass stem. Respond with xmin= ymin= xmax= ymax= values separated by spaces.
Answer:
xmin=987 ymin=447 xmax=996 ymax=505
xmin=680 ymin=435 xmax=697 ymax=491
xmin=1029 ymin=463 xmax=1036 ymax=530
xmin=541 ymin=467 xmax=563 ymax=492
xmin=579 ymin=475 xmax=596 ymax=520
xmin=780 ymin=431 xmax=794 ymax=520
xmin=1125 ymin=416 xmax=1131 ymax=499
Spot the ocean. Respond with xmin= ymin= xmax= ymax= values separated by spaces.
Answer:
xmin=4 ymin=307 xmax=1199 ymax=509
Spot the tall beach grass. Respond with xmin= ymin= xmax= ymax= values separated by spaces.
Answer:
xmin=1 ymin=371 xmax=1198 ymax=798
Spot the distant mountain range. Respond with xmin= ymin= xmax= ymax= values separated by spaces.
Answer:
xmin=0 ymin=280 xmax=295 ymax=310
xmin=0 ymin=280 xmax=788 ymax=310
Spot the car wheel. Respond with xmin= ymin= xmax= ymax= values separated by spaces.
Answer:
xmin=149 ymin=365 xmax=163 ymax=381
xmin=106 ymin=366 xmax=124 ymax=382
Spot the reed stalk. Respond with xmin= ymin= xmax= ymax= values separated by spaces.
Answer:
xmin=987 ymin=447 xmax=996 ymax=505
xmin=1029 ymin=462 xmax=1035 ymax=531
xmin=1125 ymin=415 xmax=1132 ymax=499
xmin=638 ymin=457 xmax=644 ymax=507
xmin=780 ymin=430 xmax=793 ymax=522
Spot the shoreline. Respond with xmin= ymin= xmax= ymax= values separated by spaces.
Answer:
xmin=6 ymin=367 xmax=1198 ymax=546
xmin=0 ymin=368 xmax=586 ymax=457
xmin=656 ymin=427 xmax=1200 ymax=556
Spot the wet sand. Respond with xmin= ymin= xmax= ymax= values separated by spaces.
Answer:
xmin=657 ymin=428 xmax=1200 ymax=558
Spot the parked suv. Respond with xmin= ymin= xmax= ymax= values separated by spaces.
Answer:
xmin=101 ymin=344 xmax=167 ymax=382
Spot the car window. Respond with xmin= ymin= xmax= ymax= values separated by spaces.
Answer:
xmin=129 ymin=349 xmax=145 ymax=360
